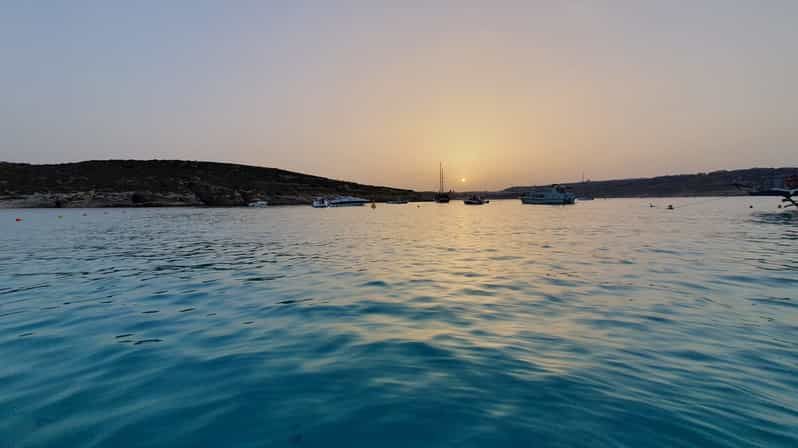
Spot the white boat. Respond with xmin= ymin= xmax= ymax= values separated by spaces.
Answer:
xmin=328 ymin=196 xmax=369 ymax=207
xmin=464 ymin=195 xmax=488 ymax=205
xmin=312 ymin=196 xmax=369 ymax=208
xmin=247 ymin=200 xmax=269 ymax=208
xmin=520 ymin=185 xmax=575 ymax=205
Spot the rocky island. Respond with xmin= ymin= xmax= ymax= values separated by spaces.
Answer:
xmin=0 ymin=160 xmax=422 ymax=208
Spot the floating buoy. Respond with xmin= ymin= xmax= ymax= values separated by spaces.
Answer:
xmin=58 ymin=215 xmax=63 ymax=219
xmin=371 ymin=202 xmax=376 ymax=209
xmin=667 ymin=204 xmax=674 ymax=210
xmin=15 ymin=218 xmax=22 ymax=222
xmin=749 ymin=205 xmax=753 ymax=209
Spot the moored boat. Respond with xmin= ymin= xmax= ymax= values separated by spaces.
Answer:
xmin=247 ymin=200 xmax=269 ymax=208
xmin=464 ymin=195 xmax=488 ymax=205
xmin=434 ymin=162 xmax=452 ymax=203
xmin=434 ymin=193 xmax=451 ymax=203
xmin=312 ymin=196 xmax=369 ymax=207
xmin=327 ymin=196 xmax=369 ymax=207
xmin=520 ymin=185 xmax=575 ymax=205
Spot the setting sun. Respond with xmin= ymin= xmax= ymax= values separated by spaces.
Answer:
xmin=461 ymin=177 xmax=467 ymax=183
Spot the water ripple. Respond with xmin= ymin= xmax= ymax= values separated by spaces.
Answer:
xmin=1 ymin=199 xmax=796 ymax=447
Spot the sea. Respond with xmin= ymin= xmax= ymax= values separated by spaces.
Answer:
xmin=1 ymin=197 xmax=796 ymax=448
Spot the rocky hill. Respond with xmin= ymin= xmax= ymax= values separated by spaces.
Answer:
xmin=501 ymin=167 xmax=798 ymax=198
xmin=0 ymin=160 xmax=421 ymax=207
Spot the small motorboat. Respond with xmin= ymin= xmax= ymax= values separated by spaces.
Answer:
xmin=247 ymin=200 xmax=269 ymax=208
xmin=464 ymin=195 xmax=488 ymax=205
xmin=311 ymin=198 xmax=329 ymax=208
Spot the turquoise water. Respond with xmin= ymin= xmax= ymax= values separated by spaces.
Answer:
xmin=1 ymin=198 xmax=796 ymax=447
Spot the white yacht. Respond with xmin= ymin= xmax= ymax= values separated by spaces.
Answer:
xmin=520 ymin=185 xmax=575 ymax=205
xmin=312 ymin=196 xmax=369 ymax=208
xmin=328 ymin=196 xmax=369 ymax=207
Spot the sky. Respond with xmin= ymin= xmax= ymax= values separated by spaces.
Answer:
xmin=1 ymin=1 xmax=796 ymax=190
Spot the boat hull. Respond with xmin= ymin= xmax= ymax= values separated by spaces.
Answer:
xmin=328 ymin=202 xmax=366 ymax=207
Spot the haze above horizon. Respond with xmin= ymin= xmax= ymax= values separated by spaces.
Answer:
xmin=1 ymin=2 xmax=796 ymax=191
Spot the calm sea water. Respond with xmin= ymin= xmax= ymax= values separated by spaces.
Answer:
xmin=1 ymin=198 xmax=796 ymax=448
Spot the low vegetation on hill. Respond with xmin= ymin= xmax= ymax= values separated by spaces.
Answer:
xmin=0 ymin=160 xmax=420 ymax=207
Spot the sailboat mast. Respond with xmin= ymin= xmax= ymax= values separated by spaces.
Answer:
xmin=439 ymin=162 xmax=443 ymax=193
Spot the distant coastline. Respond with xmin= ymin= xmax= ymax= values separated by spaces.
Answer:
xmin=0 ymin=160 xmax=795 ymax=208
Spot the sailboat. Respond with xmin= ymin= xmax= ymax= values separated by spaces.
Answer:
xmin=434 ymin=162 xmax=451 ymax=203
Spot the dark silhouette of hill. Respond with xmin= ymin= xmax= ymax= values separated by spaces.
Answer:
xmin=501 ymin=168 xmax=798 ymax=198
xmin=0 ymin=160 xmax=420 ymax=207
